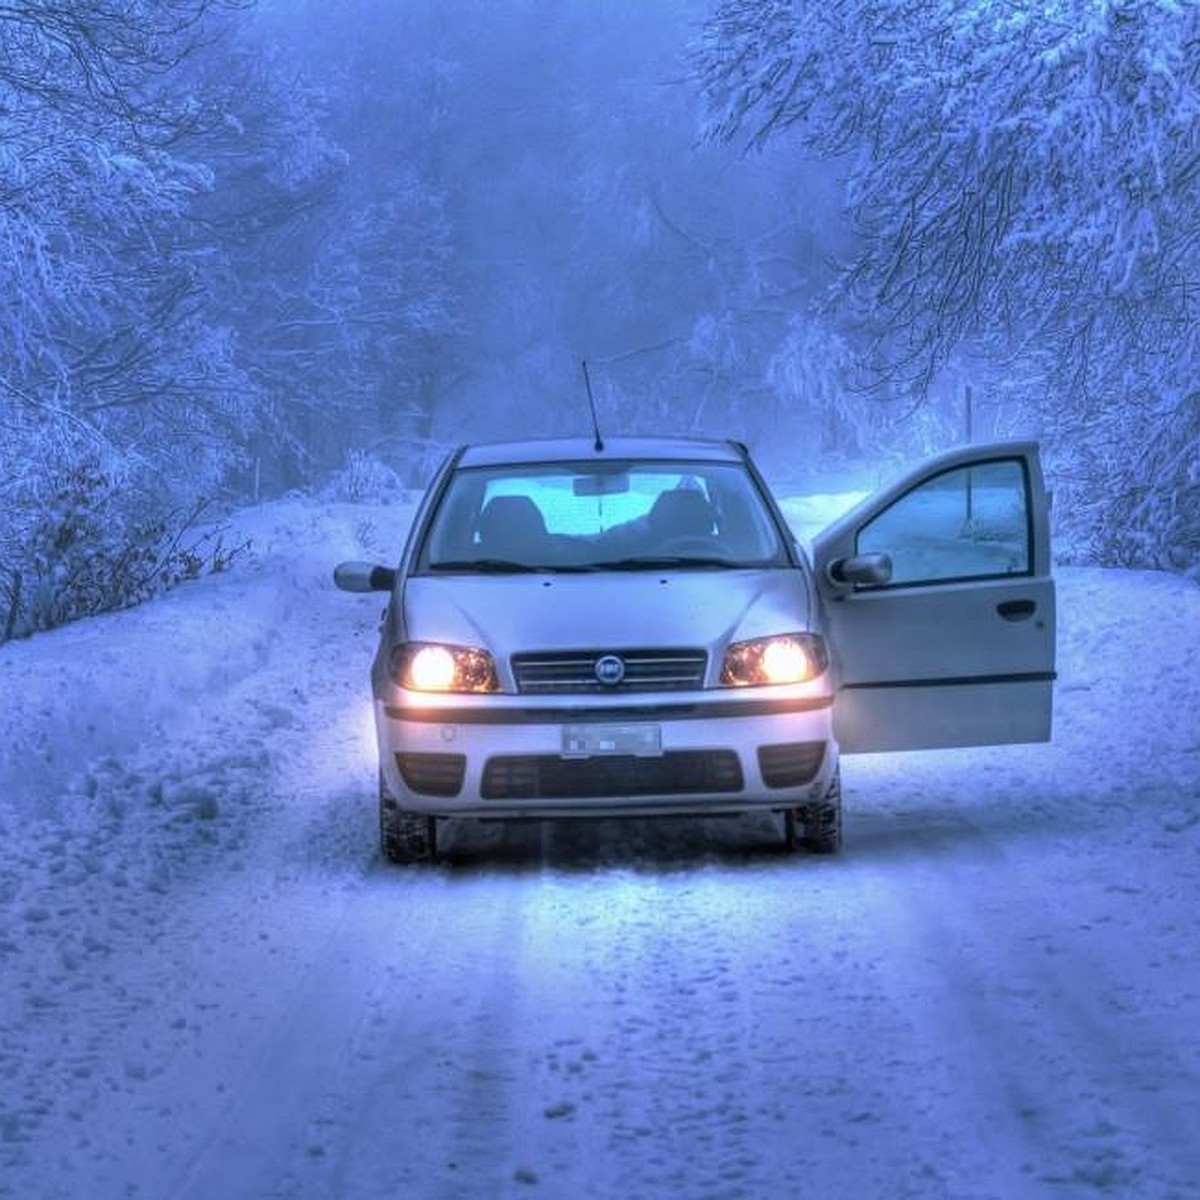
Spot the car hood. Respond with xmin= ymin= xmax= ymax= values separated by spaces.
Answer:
xmin=402 ymin=569 xmax=811 ymax=657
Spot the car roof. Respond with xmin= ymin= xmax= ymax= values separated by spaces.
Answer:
xmin=455 ymin=436 xmax=748 ymax=468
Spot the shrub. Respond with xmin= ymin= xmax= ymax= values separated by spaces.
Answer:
xmin=2 ymin=459 xmax=249 ymax=643
xmin=320 ymin=449 xmax=407 ymax=504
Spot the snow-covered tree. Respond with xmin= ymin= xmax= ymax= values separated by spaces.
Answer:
xmin=0 ymin=1 xmax=264 ymax=636
xmin=230 ymin=0 xmax=461 ymax=487
xmin=0 ymin=0 xmax=249 ymax=420
xmin=696 ymin=0 xmax=1200 ymax=572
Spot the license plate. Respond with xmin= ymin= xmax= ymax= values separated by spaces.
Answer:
xmin=561 ymin=723 xmax=662 ymax=758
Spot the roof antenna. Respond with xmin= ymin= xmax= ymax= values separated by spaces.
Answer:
xmin=581 ymin=358 xmax=604 ymax=452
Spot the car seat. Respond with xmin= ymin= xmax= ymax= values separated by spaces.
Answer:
xmin=476 ymin=495 xmax=548 ymax=559
xmin=647 ymin=489 xmax=715 ymax=542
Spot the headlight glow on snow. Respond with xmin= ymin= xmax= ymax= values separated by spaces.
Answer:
xmin=720 ymin=633 xmax=828 ymax=687
xmin=392 ymin=642 xmax=499 ymax=693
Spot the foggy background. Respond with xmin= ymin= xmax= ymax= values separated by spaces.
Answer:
xmin=3 ymin=0 xmax=1198 ymax=640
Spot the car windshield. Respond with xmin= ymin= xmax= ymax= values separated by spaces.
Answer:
xmin=419 ymin=459 xmax=788 ymax=573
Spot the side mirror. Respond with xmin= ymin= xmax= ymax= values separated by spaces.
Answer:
xmin=334 ymin=561 xmax=396 ymax=593
xmin=827 ymin=552 xmax=893 ymax=588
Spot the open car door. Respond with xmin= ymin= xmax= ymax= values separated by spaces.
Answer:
xmin=811 ymin=442 xmax=1055 ymax=754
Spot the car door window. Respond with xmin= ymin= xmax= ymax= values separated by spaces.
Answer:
xmin=856 ymin=458 xmax=1031 ymax=586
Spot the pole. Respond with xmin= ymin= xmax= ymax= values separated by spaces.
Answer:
xmin=965 ymin=384 xmax=974 ymax=521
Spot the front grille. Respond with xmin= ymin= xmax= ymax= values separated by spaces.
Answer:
xmin=396 ymin=752 xmax=466 ymax=797
xmin=757 ymin=741 xmax=826 ymax=789
xmin=512 ymin=649 xmax=707 ymax=694
xmin=481 ymin=751 xmax=743 ymax=800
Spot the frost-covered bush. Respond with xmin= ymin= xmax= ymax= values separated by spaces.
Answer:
xmin=1 ymin=454 xmax=249 ymax=643
xmin=320 ymin=450 xmax=407 ymax=504
xmin=1048 ymin=395 xmax=1200 ymax=579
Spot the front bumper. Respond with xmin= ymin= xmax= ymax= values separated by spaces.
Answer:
xmin=374 ymin=690 xmax=836 ymax=819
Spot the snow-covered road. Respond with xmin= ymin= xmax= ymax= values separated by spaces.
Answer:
xmin=2 ymin=496 xmax=1198 ymax=1199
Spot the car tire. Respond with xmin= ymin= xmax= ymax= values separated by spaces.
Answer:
xmin=798 ymin=767 xmax=842 ymax=855
xmin=379 ymin=773 xmax=436 ymax=864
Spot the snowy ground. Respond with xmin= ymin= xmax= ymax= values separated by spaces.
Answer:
xmin=1 ymin=491 xmax=1198 ymax=1200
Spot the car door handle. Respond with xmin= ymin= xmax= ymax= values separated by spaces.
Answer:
xmin=996 ymin=599 xmax=1037 ymax=622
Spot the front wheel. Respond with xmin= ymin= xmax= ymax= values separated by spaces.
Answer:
xmin=786 ymin=768 xmax=842 ymax=855
xmin=379 ymin=773 xmax=437 ymax=864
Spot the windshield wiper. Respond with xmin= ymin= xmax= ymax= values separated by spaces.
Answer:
xmin=428 ymin=558 xmax=544 ymax=574
xmin=428 ymin=559 xmax=610 ymax=575
xmin=589 ymin=555 xmax=742 ymax=571
xmin=429 ymin=556 xmax=746 ymax=574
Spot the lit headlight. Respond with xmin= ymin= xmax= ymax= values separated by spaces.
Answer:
xmin=720 ymin=634 xmax=828 ymax=687
xmin=391 ymin=642 xmax=499 ymax=693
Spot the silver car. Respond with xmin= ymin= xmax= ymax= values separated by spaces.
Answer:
xmin=336 ymin=436 xmax=1055 ymax=863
